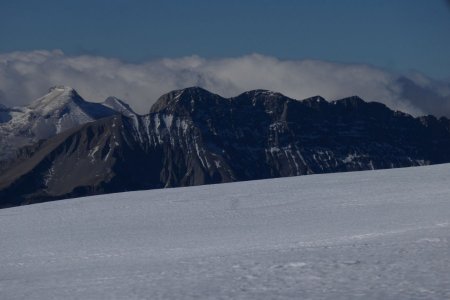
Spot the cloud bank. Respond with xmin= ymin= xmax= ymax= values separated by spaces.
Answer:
xmin=1 ymin=50 xmax=449 ymax=117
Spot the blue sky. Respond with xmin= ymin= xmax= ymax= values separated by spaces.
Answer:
xmin=1 ymin=0 xmax=450 ymax=79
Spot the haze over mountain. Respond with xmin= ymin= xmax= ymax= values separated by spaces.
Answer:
xmin=1 ymin=51 xmax=450 ymax=117
xmin=1 ymin=86 xmax=450 ymax=208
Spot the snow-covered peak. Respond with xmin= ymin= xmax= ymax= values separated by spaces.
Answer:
xmin=0 ymin=86 xmax=118 ymax=161
xmin=27 ymin=86 xmax=82 ymax=115
xmin=49 ymin=85 xmax=74 ymax=93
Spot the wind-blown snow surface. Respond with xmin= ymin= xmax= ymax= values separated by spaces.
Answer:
xmin=1 ymin=164 xmax=450 ymax=299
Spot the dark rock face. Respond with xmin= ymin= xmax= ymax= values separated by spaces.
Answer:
xmin=1 ymin=87 xmax=450 ymax=207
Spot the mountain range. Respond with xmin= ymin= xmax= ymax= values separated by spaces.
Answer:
xmin=1 ymin=86 xmax=450 ymax=208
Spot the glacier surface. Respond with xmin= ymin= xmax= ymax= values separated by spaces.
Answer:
xmin=1 ymin=164 xmax=450 ymax=299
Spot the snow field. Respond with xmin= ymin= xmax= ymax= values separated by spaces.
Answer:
xmin=1 ymin=164 xmax=450 ymax=299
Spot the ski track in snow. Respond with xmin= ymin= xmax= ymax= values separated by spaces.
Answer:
xmin=1 ymin=164 xmax=450 ymax=299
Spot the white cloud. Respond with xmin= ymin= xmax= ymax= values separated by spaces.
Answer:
xmin=0 ymin=50 xmax=449 ymax=117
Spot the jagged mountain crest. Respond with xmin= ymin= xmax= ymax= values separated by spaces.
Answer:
xmin=2 ymin=86 xmax=450 ymax=207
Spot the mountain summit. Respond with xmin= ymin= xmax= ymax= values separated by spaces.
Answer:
xmin=27 ymin=86 xmax=81 ymax=114
xmin=0 ymin=87 xmax=126 ymax=161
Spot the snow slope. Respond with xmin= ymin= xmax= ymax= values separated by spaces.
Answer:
xmin=0 ymin=86 xmax=118 ymax=161
xmin=1 ymin=164 xmax=450 ymax=299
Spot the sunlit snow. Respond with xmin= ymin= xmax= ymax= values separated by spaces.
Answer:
xmin=1 ymin=164 xmax=450 ymax=299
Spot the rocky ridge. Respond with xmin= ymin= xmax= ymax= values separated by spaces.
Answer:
xmin=1 ymin=87 xmax=450 ymax=207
